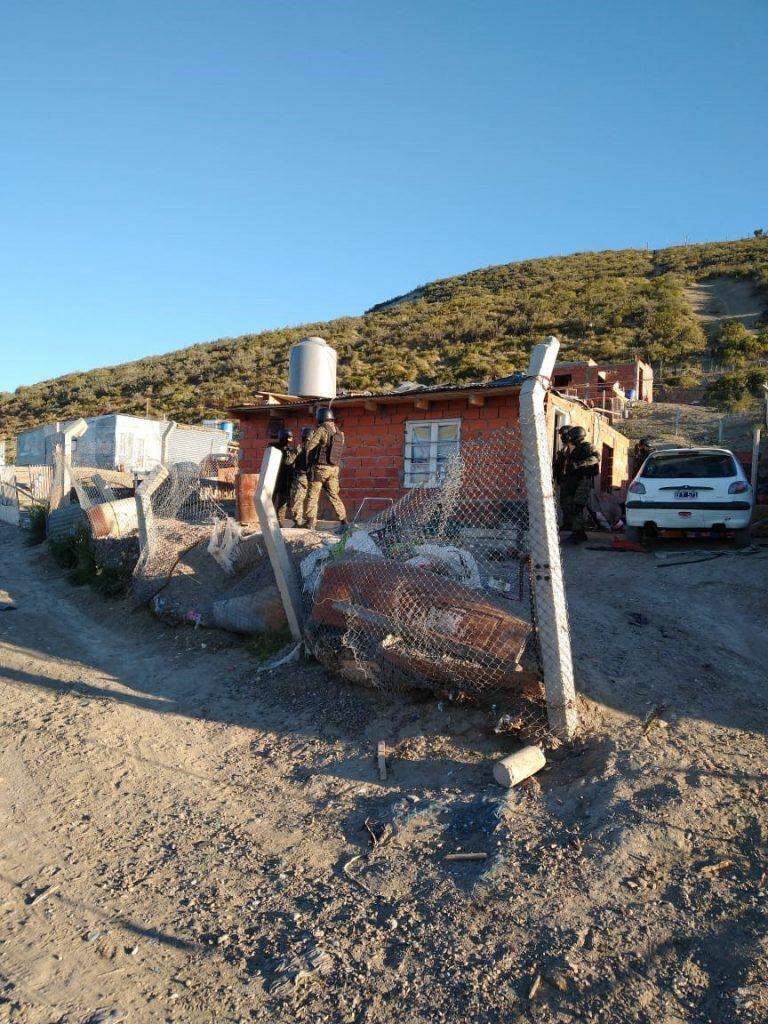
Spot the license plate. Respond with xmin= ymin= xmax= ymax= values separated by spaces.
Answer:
xmin=674 ymin=490 xmax=698 ymax=500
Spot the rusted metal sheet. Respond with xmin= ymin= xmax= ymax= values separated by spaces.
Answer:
xmin=311 ymin=557 xmax=532 ymax=676
xmin=236 ymin=472 xmax=259 ymax=525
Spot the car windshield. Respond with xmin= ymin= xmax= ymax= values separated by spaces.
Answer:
xmin=641 ymin=452 xmax=737 ymax=479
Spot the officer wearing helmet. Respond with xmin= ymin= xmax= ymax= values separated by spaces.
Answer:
xmin=631 ymin=437 xmax=654 ymax=477
xmin=553 ymin=424 xmax=574 ymax=486
xmin=289 ymin=426 xmax=313 ymax=527
xmin=269 ymin=427 xmax=298 ymax=524
xmin=554 ymin=424 xmax=576 ymax=527
xmin=303 ymin=407 xmax=348 ymax=530
xmin=562 ymin=425 xmax=600 ymax=544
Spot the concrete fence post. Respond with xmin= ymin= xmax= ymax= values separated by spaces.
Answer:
xmin=519 ymin=336 xmax=579 ymax=741
xmin=254 ymin=445 xmax=304 ymax=642
xmin=135 ymin=464 xmax=170 ymax=559
xmin=49 ymin=418 xmax=88 ymax=511
xmin=751 ymin=427 xmax=761 ymax=490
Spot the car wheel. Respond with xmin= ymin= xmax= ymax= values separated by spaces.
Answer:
xmin=733 ymin=527 xmax=751 ymax=549
xmin=624 ymin=525 xmax=642 ymax=543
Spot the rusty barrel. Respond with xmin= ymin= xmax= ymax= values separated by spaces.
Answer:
xmin=85 ymin=497 xmax=139 ymax=538
xmin=236 ymin=472 xmax=259 ymax=525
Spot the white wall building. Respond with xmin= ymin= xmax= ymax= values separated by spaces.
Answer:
xmin=15 ymin=414 xmax=229 ymax=470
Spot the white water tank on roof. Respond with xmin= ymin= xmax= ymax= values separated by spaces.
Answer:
xmin=288 ymin=336 xmax=337 ymax=399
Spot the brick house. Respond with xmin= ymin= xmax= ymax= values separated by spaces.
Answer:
xmin=552 ymin=358 xmax=653 ymax=404
xmin=229 ymin=377 xmax=631 ymax=521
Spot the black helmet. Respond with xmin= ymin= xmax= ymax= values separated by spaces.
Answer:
xmin=558 ymin=425 xmax=572 ymax=440
xmin=300 ymin=426 xmax=312 ymax=441
xmin=316 ymin=407 xmax=335 ymax=424
xmin=568 ymin=425 xmax=586 ymax=443
xmin=639 ymin=437 xmax=652 ymax=447
xmin=278 ymin=428 xmax=293 ymax=444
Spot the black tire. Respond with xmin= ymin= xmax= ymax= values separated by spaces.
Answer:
xmin=624 ymin=525 xmax=642 ymax=543
xmin=733 ymin=527 xmax=751 ymax=549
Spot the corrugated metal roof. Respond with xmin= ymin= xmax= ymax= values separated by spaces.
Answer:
xmin=228 ymin=374 xmax=528 ymax=414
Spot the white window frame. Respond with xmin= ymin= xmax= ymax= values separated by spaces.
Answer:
xmin=404 ymin=418 xmax=461 ymax=488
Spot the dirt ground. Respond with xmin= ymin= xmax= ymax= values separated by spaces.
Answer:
xmin=1 ymin=523 xmax=767 ymax=1024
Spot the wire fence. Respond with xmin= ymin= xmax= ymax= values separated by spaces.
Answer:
xmin=301 ymin=428 xmax=554 ymax=741
xmin=132 ymin=455 xmax=241 ymax=606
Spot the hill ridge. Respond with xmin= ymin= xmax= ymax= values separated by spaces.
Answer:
xmin=2 ymin=236 xmax=766 ymax=443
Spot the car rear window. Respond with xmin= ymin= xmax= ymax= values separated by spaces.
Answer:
xmin=641 ymin=452 xmax=737 ymax=479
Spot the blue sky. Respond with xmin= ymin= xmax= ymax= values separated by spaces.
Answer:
xmin=1 ymin=0 xmax=766 ymax=392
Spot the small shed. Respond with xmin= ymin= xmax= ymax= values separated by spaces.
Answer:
xmin=15 ymin=414 xmax=230 ymax=471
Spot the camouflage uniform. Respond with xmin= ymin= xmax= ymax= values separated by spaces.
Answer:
xmin=553 ymin=443 xmax=574 ymax=527
xmin=304 ymin=424 xmax=347 ymax=528
xmin=290 ymin=444 xmax=310 ymax=526
xmin=563 ymin=441 xmax=599 ymax=533
xmin=269 ymin=442 xmax=297 ymax=523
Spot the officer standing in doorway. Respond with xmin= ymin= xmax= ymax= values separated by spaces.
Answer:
xmin=304 ymin=407 xmax=348 ymax=531
xmin=269 ymin=428 xmax=298 ymax=525
xmin=290 ymin=426 xmax=313 ymax=527
xmin=563 ymin=425 xmax=600 ymax=545
xmin=552 ymin=425 xmax=577 ymax=528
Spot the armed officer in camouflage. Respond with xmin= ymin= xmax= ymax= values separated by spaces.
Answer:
xmin=304 ymin=407 xmax=348 ymax=531
xmin=269 ymin=428 xmax=298 ymax=525
xmin=553 ymin=424 xmax=575 ymax=528
xmin=289 ymin=426 xmax=313 ymax=527
xmin=562 ymin=425 xmax=600 ymax=544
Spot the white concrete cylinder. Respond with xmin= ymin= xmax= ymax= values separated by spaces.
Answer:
xmin=86 ymin=497 xmax=139 ymax=538
xmin=493 ymin=745 xmax=546 ymax=788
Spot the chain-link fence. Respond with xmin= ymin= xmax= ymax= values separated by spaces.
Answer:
xmin=132 ymin=454 xmax=240 ymax=605
xmin=301 ymin=427 xmax=554 ymax=740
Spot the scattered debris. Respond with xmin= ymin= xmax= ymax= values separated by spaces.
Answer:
xmin=84 ymin=1009 xmax=127 ymax=1024
xmin=656 ymin=552 xmax=725 ymax=568
xmin=528 ymin=973 xmax=542 ymax=1000
xmin=344 ymin=529 xmax=384 ymax=560
xmin=26 ymin=884 xmax=59 ymax=906
xmin=266 ymin=946 xmax=333 ymax=997
xmin=207 ymin=516 xmax=243 ymax=574
xmin=698 ymin=859 xmax=734 ymax=876
xmin=444 ymin=851 xmax=488 ymax=862
xmin=493 ymin=745 xmax=546 ymax=788
xmin=612 ymin=537 xmax=648 ymax=553
xmin=642 ymin=706 xmax=666 ymax=734
xmin=405 ymin=543 xmax=482 ymax=589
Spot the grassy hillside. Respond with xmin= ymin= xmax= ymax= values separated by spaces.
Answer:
xmin=2 ymin=237 xmax=767 ymax=442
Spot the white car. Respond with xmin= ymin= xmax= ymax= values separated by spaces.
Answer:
xmin=625 ymin=447 xmax=753 ymax=547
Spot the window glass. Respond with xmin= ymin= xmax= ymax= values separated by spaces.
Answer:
xmin=405 ymin=419 xmax=461 ymax=487
xmin=642 ymin=453 xmax=737 ymax=479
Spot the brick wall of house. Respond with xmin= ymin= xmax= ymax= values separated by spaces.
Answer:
xmin=236 ymin=387 xmax=632 ymax=520
xmin=238 ymin=391 xmax=523 ymax=517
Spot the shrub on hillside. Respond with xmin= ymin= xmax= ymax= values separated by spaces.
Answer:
xmin=711 ymin=322 xmax=768 ymax=364
xmin=704 ymin=368 xmax=768 ymax=410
